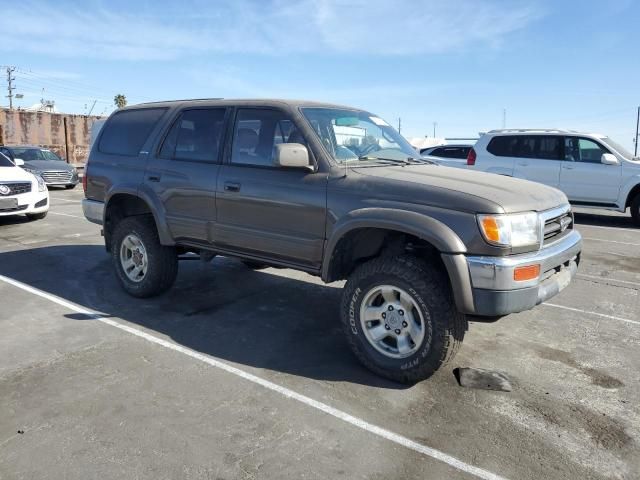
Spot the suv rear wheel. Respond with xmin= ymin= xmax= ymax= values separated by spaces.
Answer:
xmin=341 ymin=255 xmax=467 ymax=384
xmin=111 ymin=216 xmax=178 ymax=297
xmin=631 ymin=194 xmax=640 ymax=226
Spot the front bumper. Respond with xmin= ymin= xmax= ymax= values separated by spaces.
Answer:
xmin=0 ymin=190 xmax=49 ymax=216
xmin=443 ymin=229 xmax=582 ymax=317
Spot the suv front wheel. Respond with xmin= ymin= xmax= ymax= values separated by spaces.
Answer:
xmin=341 ymin=255 xmax=467 ymax=384
xmin=111 ymin=216 xmax=178 ymax=297
xmin=631 ymin=194 xmax=640 ymax=226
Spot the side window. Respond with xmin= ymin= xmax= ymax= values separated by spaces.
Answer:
xmin=516 ymin=136 xmax=537 ymax=158
xmin=99 ymin=108 xmax=166 ymax=156
xmin=537 ymin=136 xmax=562 ymax=160
xmin=160 ymin=108 xmax=226 ymax=162
xmin=487 ymin=136 xmax=519 ymax=157
xmin=580 ymin=138 xmax=607 ymax=163
xmin=231 ymin=109 xmax=305 ymax=167
xmin=564 ymin=137 xmax=608 ymax=163
xmin=430 ymin=148 xmax=445 ymax=157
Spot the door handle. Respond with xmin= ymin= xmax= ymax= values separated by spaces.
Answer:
xmin=224 ymin=182 xmax=241 ymax=192
xmin=148 ymin=174 xmax=161 ymax=182
xmin=517 ymin=161 xmax=529 ymax=166
xmin=563 ymin=165 xmax=574 ymax=170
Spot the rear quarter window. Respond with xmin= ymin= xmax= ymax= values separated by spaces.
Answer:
xmin=99 ymin=108 xmax=166 ymax=156
xmin=487 ymin=136 xmax=519 ymax=157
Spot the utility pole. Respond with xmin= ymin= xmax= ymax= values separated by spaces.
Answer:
xmin=6 ymin=66 xmax=16 ymax=110
xmin=502 ymin=108 xmax=507 ymax=129
xmin=635 ymin=106 xmax=639 ymax=157
xmin=397 ymin=117 xmax=401 ymax=134
xmin=87 ymin=100 xmax=97 ymax=116
xmin=433 ymin=122 xmax=437 ymax=138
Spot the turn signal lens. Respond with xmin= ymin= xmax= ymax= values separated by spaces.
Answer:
xmin=480 ymin=217 xmax=501 ymax=243
xmin=514 ymin=264 xmax=540 ymax=282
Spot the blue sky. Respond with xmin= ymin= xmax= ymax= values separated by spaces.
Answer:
xmin=2 ymin=0 xmax=639 ymax=149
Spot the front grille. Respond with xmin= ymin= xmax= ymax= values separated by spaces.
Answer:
xmin=40 ymin=170 xmax=73 ymax=184
xmin=0 ymin=204 xmax=28 ymax=213
xmin=542 ymin=210 xmax=573 ymax=246
xmin=0 ymin=182 xmax=32 ymax=195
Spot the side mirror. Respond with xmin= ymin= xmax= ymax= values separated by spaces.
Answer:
xmin=601 ymin=153 xmax=619 ymax=166
xmin=274 ymin=143 xmax=313 ymax=171
xmin=14 ymin=158 xmax=24 ymax=166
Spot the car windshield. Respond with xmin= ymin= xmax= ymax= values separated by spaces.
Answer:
xmin=10 ymin=148 xmax=63 ymax=161
xmin=600 ymin=137 xmax=636 ymax=160
xmin=0 ymin=152 xmax=14 ymax=167
xmin=301 ymin=108 xmax=419 ymax=164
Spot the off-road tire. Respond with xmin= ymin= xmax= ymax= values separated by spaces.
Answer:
xmin=26 ymin=211 xmax=47 ymax=221
xmin=631 ymin=194 xmax=640 ymax=226
xmin=340 ymin=255 xmax=467 ymax=384
xmin=111 ymin=216 xmax=178 ymax=298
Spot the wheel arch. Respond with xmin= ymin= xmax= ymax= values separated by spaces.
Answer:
xmin=104 ymin=189 xmax=173 ymax=251
xmin=321 ymin=208 xmax=466 ymax=283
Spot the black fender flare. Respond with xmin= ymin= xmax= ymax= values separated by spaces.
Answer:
xmin=321 ymin=208 xmax=467 ymax=281
xmin=105 ymin=184 xmax=174 ymax=246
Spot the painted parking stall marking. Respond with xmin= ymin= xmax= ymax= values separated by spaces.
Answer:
xmin=0 ymin=273 xmax=508 ymax=480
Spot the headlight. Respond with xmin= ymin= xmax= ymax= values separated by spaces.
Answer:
xmin=36 ymin=175 xmax=47 ymax=192
xmin=23 ymin=167 xmax=38 ymax=174
xmin=477 ymin=212 xmax=540 ymax=247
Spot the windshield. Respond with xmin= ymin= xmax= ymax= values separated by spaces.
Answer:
xmin=9 ymin=148 xmax=63 ymax=161
xmin=0 ymin=152 xmax=14 ymax=167
xmin=600 ymin=137 xmax=636 ymax=160
xmin=301 ymin=108 xmax=418 ymax=164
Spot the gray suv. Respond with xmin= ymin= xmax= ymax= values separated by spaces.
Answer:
xmin=82 ymin=99 xmax=582 ymax=383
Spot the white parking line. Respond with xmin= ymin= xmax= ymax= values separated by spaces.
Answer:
xmin=577 ymin=273 xmax=640 ymax=287
xmin=50 ymin=197 xmax=81 ymax=203
xmin=583 ymin=237 xmax=640 ymax=247
xmin=49 ymin=212 xmax=84 ymax=219
xmin=0 ymin=274 xmax=507 ymax=480
xmin=543 ymin=303 xmax=640 ymax=326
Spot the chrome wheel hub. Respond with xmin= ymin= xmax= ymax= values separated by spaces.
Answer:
xmin=360 ymin=285 xmax=425 ymax=359
xmin=119 ymin=234 xmax=148 ymax=283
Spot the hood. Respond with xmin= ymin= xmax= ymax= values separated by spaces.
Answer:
xmin=353 ymin=164 xmax=568 ymax=214
xmin=22 ymin=160 xmax=74 ymax=172
xmin=0 ymin=165 xmax=36 ymax=182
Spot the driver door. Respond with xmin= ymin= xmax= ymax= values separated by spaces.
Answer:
xmin=559 ymin=137 xmax=621 ymax=204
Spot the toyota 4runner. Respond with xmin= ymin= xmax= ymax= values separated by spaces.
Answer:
xmin=82 ymin=99 xmax=582 ymax=383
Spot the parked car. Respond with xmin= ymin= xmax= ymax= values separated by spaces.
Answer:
xmin=420 ymin=144 xmax=473 ymax=167
xmin=465 ymin=129 xmax=640 ymax=225
xmin=0 ymin=152 xmax=49 ymax=220
xmin=0 ymin=145 xmax=79 ymax=189
xmin=82 ymin=99 xmax=581 ymax=383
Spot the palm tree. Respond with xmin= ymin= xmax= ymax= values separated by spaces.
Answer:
xmin=114 ymin=94 xmax=127 ymax=109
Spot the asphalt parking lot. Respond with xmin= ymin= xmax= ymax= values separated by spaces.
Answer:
xmin=1 ymin=188 xmax=639 ymax=480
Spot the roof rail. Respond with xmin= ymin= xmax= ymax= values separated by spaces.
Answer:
xmin=486 ymin=128 xmax=579 ymax=134
xmin=136 ymin=98 xmax=224 ymax=105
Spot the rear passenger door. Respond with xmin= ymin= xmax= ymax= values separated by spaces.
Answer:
xmin=214 ymin=107 xmax=327 ymax=267
xmin=511 ymin=135 xmax=563 ymax=188
xmin=144 ymin=108 xmax=228 ymax=243
xmin=559 ymin=137 xmax=622 ymax=204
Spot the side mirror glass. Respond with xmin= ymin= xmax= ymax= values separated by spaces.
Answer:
xmin=274 ymin=143 xmax=313 ymax=171
xmin=14 ymin=158 xmax=24 ymax=166
xmin=601 ymin=153 xmax=619 ymax=166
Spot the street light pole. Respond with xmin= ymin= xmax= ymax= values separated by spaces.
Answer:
xmin=635 ymin=106 xmax=639 ymax=158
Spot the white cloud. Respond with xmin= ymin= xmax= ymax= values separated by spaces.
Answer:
xmin=0 ymin=0 xmax=542 ymax=60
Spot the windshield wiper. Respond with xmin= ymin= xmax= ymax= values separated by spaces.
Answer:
xmin=357 ymin=156 xmax=430 ymax=165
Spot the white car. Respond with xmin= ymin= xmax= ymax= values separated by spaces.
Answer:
xmin=0 ymin=153 xmax=49 ymax=220
xmin=420 ymin=144 xmax=473 ymax=167
xmin=465 ymin=129 xmax=640 ymax=225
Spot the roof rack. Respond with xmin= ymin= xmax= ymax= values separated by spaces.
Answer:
xmin=486 ymin=128 xmax=580 ymax=134
xmin=137 ymin=98 xmax=224 ymax=105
